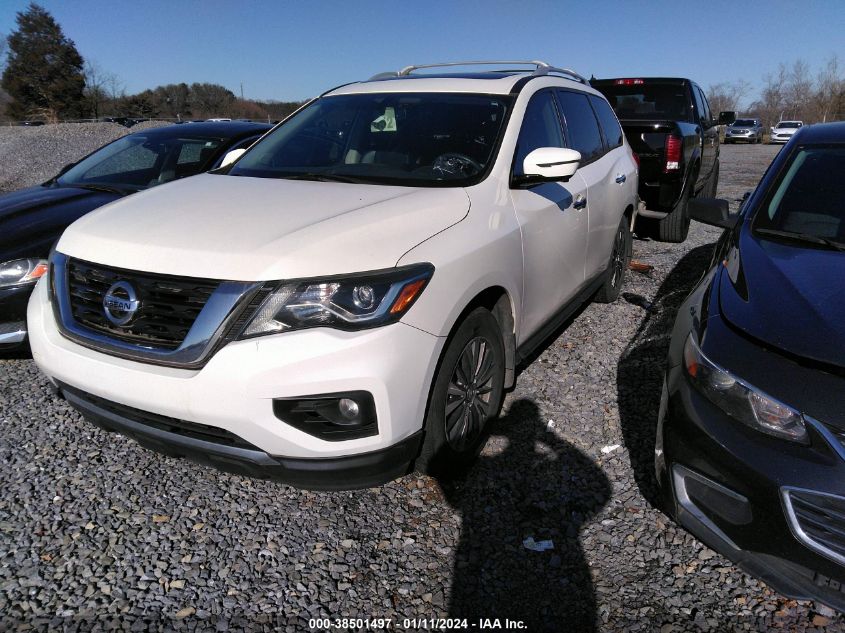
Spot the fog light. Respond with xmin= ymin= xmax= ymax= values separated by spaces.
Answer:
xmin=338 ymin=398 xmax=360 ymax=420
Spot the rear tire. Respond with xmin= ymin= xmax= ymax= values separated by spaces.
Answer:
xmin=594 ymin=215 xmax=632 ymax=304
xmin=415 ymin=308 xmax=505 ymax=477
xmin=706 ymin=159 xmax=720 ymax=198
xmin=652 ymin=181 xmax=692 ymax=243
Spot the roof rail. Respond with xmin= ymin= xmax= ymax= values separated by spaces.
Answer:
xmin=368 ymin=61 xmax=588 ymax=84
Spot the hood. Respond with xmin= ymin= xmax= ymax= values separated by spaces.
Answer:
xmin=719 ymin=230 xmax=845 ymax=368
xmin=0 ymin=185 xmax=121 ymax=262
xmin=57 ymin=173 xmax=470 ymax=280
xmin=773 ymin=127 xmax=798 ymax=135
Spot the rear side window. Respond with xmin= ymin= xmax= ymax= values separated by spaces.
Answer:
xmin=556 ymin=90 xmax=604 ymax=163
xmin=512 ymin=91 xmax=564 ymax=177
xmin=589 ymin=95 xmax=623 ymax=149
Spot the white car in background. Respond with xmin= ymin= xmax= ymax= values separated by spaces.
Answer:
xmin=29 ymin=60 xmax=639 ymax=489
xmin=770 ymin=120 xmax=804 ymax=144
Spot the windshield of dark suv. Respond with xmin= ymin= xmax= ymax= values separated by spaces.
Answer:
xmin=593 ymin=83 xmax=691 ymax=121
xmin=227 ymin=93 xmax=511 ymax=186
xmin=754 ymin=147 xmax=845 ymax=247
xmin=733 ymin=119 xmax=757 ymax=127
xmin=57 ymin=135 xmax=224 ymax=192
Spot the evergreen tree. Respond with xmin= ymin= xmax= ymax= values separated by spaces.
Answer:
xmin=1 ymin=4 xmax=86 ymax=121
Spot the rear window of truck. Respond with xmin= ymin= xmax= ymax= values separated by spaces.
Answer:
xmin=594 ymin=83 xmax=692 ymax=122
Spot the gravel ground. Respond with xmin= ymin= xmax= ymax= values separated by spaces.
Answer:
xmin=2 ymin=142 xmax=842 ymax=631
xmin=0 ymin=121 xmax=170 ymax=193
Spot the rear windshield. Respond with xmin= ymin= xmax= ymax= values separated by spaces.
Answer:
xmin=733 ymin=119 xmax=757 ymax=126
xmin=593 ymin=83 xmax=691 ymax=121
xmin=755 ymin=147 xmax=845 ymax=244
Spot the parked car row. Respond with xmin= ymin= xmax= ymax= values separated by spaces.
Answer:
xmin=1 ymin=60 xmax=843 ymax=613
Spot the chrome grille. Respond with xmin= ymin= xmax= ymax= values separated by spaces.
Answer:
xmin=784 ymin=488 xmax=845 ymax=565
xmin=66 ymin=258 xmax=218 ymax=350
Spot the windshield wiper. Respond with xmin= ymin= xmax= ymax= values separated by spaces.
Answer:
xmin=755 ymin=227 xmax=845 ymax=252
xmin=279 ymin=173 xmax=368 ymax=184
xmin=72 ymin=183 xmax=133 ymax=196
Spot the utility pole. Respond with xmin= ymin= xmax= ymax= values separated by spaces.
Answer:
xmin=240 ymin=83 xmax=244 ymax=100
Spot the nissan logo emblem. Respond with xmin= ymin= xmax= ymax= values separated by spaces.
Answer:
xmin=103 ymin=281 xmax=140 ymax=326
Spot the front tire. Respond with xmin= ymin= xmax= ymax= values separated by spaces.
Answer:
xmin=414 ymin=308 xmax=505 ymax=477
xmin=594 ymin=215 xmax=632 ymax=304
xmin=415 ymin=308 xmax=505 ymax=476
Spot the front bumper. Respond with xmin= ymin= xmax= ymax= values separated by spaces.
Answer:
xmin=770 ymin=135 xmax=793 ymax=144
xmin=726 ymin=132 xmax=755 ymax=142
xmin=28 ymin=277 xmax=444 ymax=484
xmin=0 ymin=284 xmax=34 ymax=347
xmin=660 ymin=362 xmax=845 ymax=611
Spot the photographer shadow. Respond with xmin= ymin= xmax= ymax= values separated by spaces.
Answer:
xmin=616 ymin=244 xmax=716 ymax=507
xmin=435 ymin=399 xmax=611 ymax=632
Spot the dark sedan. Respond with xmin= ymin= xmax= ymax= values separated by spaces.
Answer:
xmin=0 ymin=121 xmax=271 ymax=350
xmin=657 ymin=121 xmax=845 ymax=611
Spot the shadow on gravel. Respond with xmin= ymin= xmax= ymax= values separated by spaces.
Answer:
xmin=616 ymin=243 xmax=716 ymax=508
xmin=436 ymin=399 xmax=611 ymax=632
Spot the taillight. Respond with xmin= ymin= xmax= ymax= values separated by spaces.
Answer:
xmin=632 ymin=152 xmax=640 ymax=169
xmin=664 ymin=135 xmax=682 ymax=173
xmin=614 ymin=79 xmax=644 ymax=85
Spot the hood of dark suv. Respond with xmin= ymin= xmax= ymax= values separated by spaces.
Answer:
xmin=0 ymin=185 xmax=120 ymax=262
xmin=719 ymin=230 xmax=845 ymax=368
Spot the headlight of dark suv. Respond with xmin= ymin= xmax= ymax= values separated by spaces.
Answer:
xmin=240 ymin=263 xmax=434 ymax=337
xmin=0 ymin=258 xmax=48 ymax=289
xmin=683 ymin=334 xmax=808 ymax=443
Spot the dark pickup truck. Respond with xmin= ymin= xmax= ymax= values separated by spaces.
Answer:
xmin=591 ymin=77 xmax=735 ymax=242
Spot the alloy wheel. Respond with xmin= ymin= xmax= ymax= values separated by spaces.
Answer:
xmin=444 ymin=336 xmax=495 ymax=451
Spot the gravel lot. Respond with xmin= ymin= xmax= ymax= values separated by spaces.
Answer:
xmin=2 ymin=141 xmax=842 ymax=631
xmin=0 ymin=121 xmax=170 ymax=193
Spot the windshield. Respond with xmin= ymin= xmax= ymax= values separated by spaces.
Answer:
xmin=227 ymin=93 xmax=511 ymax=186
xmin=776 ymin=122 xmax=802 ymax=129
xmin=733 ymin=119 xmax=757 ymax=127
xmin=58 ymin=135 xmax=224 ymax=191
xmin=593 ymin=83 xmax=691 ymax=121
xmin=754 ymin=147 xmax=845 ymax=245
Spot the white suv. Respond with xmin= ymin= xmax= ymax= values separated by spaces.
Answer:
xmin=29 ymin=61 xmax=638 ymax=488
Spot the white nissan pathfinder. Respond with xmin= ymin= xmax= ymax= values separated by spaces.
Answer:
xmin=29 ymin=61 xmax=639 ymax=488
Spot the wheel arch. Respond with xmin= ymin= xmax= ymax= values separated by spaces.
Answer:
xmin=447 ymin=286 xmax=517 ymax=389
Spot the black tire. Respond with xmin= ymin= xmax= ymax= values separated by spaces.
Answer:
xmin=706 ymin=159 xmax=720 ymax=198
xmin=653 ymin=180 xmax=692 ymax=243
xmin=415 ymin=308 xmax=505 ymax=476
xmin=594 ymin=215 xmax=632 ymax=304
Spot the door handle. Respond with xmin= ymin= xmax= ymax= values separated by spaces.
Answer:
xmin=615 ymin=174 xmax=626 ymax=184
xmin=573 ymin=195 xmax=587 ymax=210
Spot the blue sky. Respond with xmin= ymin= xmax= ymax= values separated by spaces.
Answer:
xmin=1 ymin=0 xmax=843 ymax=104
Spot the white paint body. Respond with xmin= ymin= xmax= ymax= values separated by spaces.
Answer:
xmin=30 ymin=72 xmax=638 ymax=462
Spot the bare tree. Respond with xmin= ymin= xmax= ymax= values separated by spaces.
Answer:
xmin=814 ymin=55 xmax=844 ymax=122
xmin=707 ymin=79 xmax=752 ymax=116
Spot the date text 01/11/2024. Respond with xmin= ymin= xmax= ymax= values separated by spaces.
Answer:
xmin=308 ymin=618 xmax=528 ymax=630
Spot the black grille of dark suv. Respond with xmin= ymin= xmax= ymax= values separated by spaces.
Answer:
xmin=66 ymin=258 xmax=219 ymax=349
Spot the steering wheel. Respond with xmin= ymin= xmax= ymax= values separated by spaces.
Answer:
xmin=432 ymin=153 xmax=483 ymax=177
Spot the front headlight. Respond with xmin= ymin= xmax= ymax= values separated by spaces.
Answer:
xmin=240 ymin=263 xmax=434 ymax=338
xmin=683 ymin=334 xmax=808 ymax=443
xmin=0 ymin=258 xmax=48 ymax=289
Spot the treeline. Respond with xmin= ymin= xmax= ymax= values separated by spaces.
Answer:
xmin=706 ymin=55 xmax=844 ymax=128
xmin=90 ymin=81 xmax=304 ymax=122
xmin=0 ymin=3 xmax=304 ymax=123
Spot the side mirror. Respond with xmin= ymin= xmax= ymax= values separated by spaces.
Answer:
xmin=521 ymin=147 xmax=581 ymax=182
xmin=219 ymin=148 xmax=246 ymax=168
xmin=718 ymin=111 xmax=736 ymax=125
xmin=688 ymin=198 xmax=738 ymax=229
